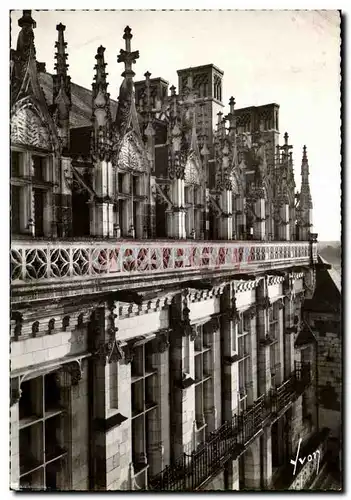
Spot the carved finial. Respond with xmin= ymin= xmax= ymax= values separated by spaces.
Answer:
xmin=302 ymin=145 xmax=307 ymax=161
xmin=143 ymin=71 xmax=152 ymax=117
xmin=18 ymin=10 xmax=36 ymax=29
xmin=117 ymin=25 xmax=139 ymax=78
xmin=217 ymin=111 xmax=223 ymax=124
xmin=170 ymin=85 xmax=176 ymax=96
xmin=284 ymin=132 xmax=289 ymax=145
xmin=15 ymin=10 xmax=37 ymax=59
xmin=92 ymin=45 xmax=109 ymax=99
xmin=229 ymin=96 xmax=236 ymax=114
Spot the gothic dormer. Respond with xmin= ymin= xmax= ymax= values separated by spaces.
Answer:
xmin=11 ymin=10 xmax=60 ymax=154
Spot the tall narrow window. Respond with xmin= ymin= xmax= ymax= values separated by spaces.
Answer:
xmin=34 ymin=189 xmax=45 ymax=237
xmin=32 ymin=156 xmax=45 ymax=181
xmin=238 ymin=312 xmax=251 ymax=411
xmin=11 ymin=151 xmax=21 ymax=177
xmin=118 ymin=173 xmax=124 ymax=194
xmin=269 ymin=303 xmax=280 ymax=386
xmin=18 ymin=372 xmax=69 ymax=491
xmin=194 ymin=324 xmax=213 ymax=447
xmin=11 ymin=185 xmax=21 ymax=234
xmin=131 ymin=342 xmax=158 ymax=489
xmin=109 ymin=362 xmax=118 ymax=410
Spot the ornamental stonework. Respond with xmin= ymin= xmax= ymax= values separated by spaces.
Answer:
xmin=11 ymin=106 xmax=51 ymax=149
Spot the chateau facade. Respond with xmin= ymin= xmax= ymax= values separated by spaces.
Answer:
xmin=10 ymin=11 xmax=329 ymax=491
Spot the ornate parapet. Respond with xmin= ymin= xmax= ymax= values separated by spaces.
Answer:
xmin=11 ymin=239 xmax=311 ymax=287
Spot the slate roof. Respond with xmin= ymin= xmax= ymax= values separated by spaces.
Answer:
xmin=295 ymin=321 xmax=317 ymax=347
xmin=303 ymin=255 xmax=341 ymax=314
xmin=38 ymin=71 xmax=118 ymax=129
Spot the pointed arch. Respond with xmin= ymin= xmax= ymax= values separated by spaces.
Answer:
xmin=11 ymin=98 xmax=59 ymax=152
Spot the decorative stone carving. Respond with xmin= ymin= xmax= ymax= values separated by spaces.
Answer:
xmin=204 ymin=317 xmax=220 ymax=335
xmin=122 ymin=341 xmax=137 ymax=364
xmin=11 ymin=106 xmax=51 ymax=149
xmin=225 ymin=295 xmax=241 ymax=322
xmin=10 ymin=378 xmax=22 ymax=406
xmin=116 ymin=132 xmax=147 ymax=172
xmin=256 ymin=296 xmax=271 ymax=311
xmin=31 ymin=321 xmax=39 ymax=337
xmin=154 ymin=331 xmax=170 ymax=353
xmin=95 ymin=340 xmax=124 ymax=365
xmin=62 ymin=360 xmax=83 ymax=386
xmin=11 ymin=311 xmax=23 ymax=341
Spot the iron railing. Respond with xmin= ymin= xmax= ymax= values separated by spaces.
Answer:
xmin=149 ymin=362 xmax=311 ymax=491
xmin=11 ymin=239 xmax=314 ymax=284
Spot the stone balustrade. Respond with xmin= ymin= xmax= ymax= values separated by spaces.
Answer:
xmin=11 ymin=239 xmax=316 ymax=285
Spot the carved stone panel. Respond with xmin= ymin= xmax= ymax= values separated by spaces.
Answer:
xmin=11 ymin=106 xmax=51 ymax=149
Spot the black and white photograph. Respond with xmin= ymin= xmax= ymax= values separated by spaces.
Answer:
xmin=8 ymin=8 xmax=342 ymax=492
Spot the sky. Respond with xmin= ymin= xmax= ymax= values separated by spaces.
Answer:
xmin=10 ymin=10 xmax=341 ymax=241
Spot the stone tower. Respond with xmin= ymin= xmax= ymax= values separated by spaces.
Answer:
xmin=177 ymin=64 xmax=224 ymax=150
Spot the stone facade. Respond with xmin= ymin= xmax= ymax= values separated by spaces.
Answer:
xmin=10 ymin=10 xmax=329 ymax=492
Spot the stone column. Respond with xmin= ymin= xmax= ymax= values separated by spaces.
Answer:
xmin=59 ymin=156 xmax=73 ymax=237
xmin=236 ymin=196 xmax=246 ymax=239
xmin=243 ymin=438 xmax=261 ymax=489
xmin=218 ymin=189 xmax=233 ymax=240
xmin=253 ymin=197 xmax=266 ymax=241
xmin=168 ymin=179 xmax=186 ymax=239
xmin=261 ymin=426 xmax=273 ymax=489
xmin=149 ymin=176 xmax=156 ymax=238
xmin=226 ymin=459 xmax=240 ymax=490
xmin=169 ymin=293 xmax=196 ymax=458
xmin=144 ymin=332 xmax=170 ymax=477
xmin=10 ymin=378 xmax=20 ymax=490
xmin=221 ymin=284 xmax=239 ymax=421
xmin=91 ymin=160 xmax=114 ymax=237
xmin=279 ymin=202 xmax=290 ymax=241
xmin=256 ymin=278 xmax=271 ymax=396
xmin=56 ymin=359 xmax=89 ymax=490
xmin=88 ymin=304 xmax=129 ymax=490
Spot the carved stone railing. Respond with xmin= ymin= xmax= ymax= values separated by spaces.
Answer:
xmin=149 ymin=362 xmax=311 ymax=491
xmin=11 ymin=239 xmax=313 ymax=285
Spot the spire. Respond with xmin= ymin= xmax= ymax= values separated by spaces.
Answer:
xmin=54 ymin=23 xmax=68 ymax=78
xmin=300 ymin=145 xmax=312 ymax=207
xmin=144 ymin=71 xmax=152 ymax=115
xmin=92 ymin=45 xmax=111 ymax=145
xmin=228 ymin=96 xmax=236 ymax=136
xmin=53 ymin=23 xmax=71 ymax=106
xmin=92 ymin=45 xmax=109 ymax=100
xmin=279 ymin=131 xmax=293 ymax=162
xmin=117 ymin=26 xmax=139 ymax=78
xmin=52 ymin=22 xmax=71 ymax=149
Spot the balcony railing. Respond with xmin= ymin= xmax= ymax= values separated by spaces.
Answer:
xmin=11 ymin=239 xmax=312 ymax=285
xmin=149 ymin=362 xmax=311 ymax=491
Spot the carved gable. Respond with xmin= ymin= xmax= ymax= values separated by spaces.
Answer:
xmin=184 ymin=155 xmax=201 ymax=185
xmin=11 ymin=106 xmax=51 ymax=150
xmin=117 ymin=132 xmax=146 ymax=172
